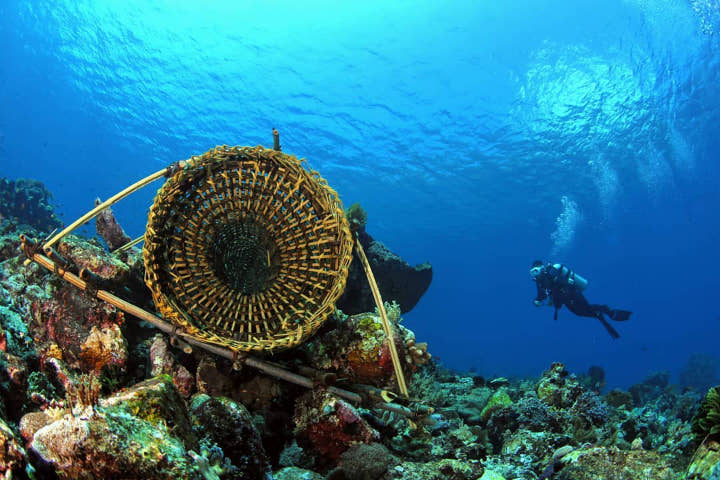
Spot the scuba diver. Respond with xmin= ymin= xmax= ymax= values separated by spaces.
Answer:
xmin=530 ymin=260 xmax=632 ymax=339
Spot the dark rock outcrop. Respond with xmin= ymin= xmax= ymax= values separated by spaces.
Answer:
xmin=337 ymin=229 xmax=432 ymax=315
xmin=189 ymin=394 xmax=271 ymax=479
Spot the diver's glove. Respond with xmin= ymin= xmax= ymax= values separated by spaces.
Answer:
xmin=533 ymin=300 xmax=543 ymax=307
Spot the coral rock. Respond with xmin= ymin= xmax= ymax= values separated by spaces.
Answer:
xmin=0 ymin=416 xmax=28 ymax=477
xmin=294 ymin=392 xmax=379 ymax=461
xmin=686 ymin=439 xmax=720 ymax=480
xmin=390 ymin=459 xmax=480 ymax=480
xmin=189 ymin=394 xmax=271 ymax=479
xmin=555 ymin=445 xmax=676 ymax=480
xmin=481 ymin=390 xmax=512 ymax=421
xmin=537 ymin=362 xmax=582 ymax=409
xmin=335 ymin=442 xmax=394 ymax=480
xmin=79 ymin=324 xmax=128 ymax=373
xmin=102 ymin=375 xmax=198 ymax=448
xmin=149 ymin=334 xmax=194 ymax=397
xmin=31 ymin=375 xmax=215 ymax=480
xmin=303 ymin=313 xmax=414 ymax=388
xmin=19 ymin=411 xmax=51 ymax=445
xmin=479 ymin=470 xmax=507 ymax=480
xmin=55 ymin=235 xmax=130 ymax=282
xmin=32 ymin=408 xmax=192 ymax=479
xmin=274 ymin=466 xmax=324 ymax=480
xmin=30 ymin=287 xmax=126 ymax=372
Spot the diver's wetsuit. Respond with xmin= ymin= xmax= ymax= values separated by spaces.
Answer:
xmin=533 ymin=265 xmax=631 ymax=339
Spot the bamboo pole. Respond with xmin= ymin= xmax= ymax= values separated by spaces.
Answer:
xmin=112 ymin=234 xmax=145 ymax=254
xmin=353 ymin=235 xmax=409 ymax=398
xmin=43 ymin=167 xmax=171 ymax=250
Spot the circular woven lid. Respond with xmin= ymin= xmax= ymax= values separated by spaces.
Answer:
xmin=143 ymin=145 xmax=353 ymax=352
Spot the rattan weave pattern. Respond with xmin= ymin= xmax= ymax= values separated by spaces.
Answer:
xmin=143 ymin=145 xmax=353 ymax=352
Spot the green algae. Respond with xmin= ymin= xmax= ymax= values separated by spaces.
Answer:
xmin=692 ymin=386 xmax=720 ymax=442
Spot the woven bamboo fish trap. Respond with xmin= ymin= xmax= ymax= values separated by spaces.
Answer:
xmin=143 ymin=145 xmax=353 ymax=352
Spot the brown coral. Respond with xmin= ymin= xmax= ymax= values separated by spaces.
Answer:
xmin=30 ymin=287 xmax=126 ymax=372
xmin=294 ymin=392 xmax=379 ymax=461
xmin=79 ymin=325 xmax=128 ymax=373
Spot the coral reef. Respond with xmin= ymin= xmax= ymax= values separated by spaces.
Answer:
xmin=330 ymin=442 xmax=395 ymax=480
xmin=0 ymin=177 xmax=62 ymax=233
xmin=0 ymin=181 xmax=714 ymax=479
xmin=553 ymin=445 xmax=676 ymax=479
xmin=681 ymin=353 xmax=720 ymax=394
xmin=30 ymin=376 xmax=225 ymax=479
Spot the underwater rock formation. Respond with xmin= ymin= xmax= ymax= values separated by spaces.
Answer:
xmin=189 ymin=394 xmax=271 ymax=479
xmin=293 ymin=391 xmax=379 ymax=462
xmin=23 ymin=375 xmax=270 ymax=479
xmin=0 ymin=417 xmax=28 ymax=478
xmin=300 ymin=309 xmax=429 ymax=389
xmin=0 ymin=177 xmax=62 ymax=233
xmin=681 ymin=353 xmax=720 ymax=394
xmin=686 ymin=439 xmax=720 ymax=480
xmin=552 ymin=445 xmax=676 ymax=479
xmin=330 ymin=442 xmax=395 ymax=480
xmin=338 ymin=225 xmax=432 ymax=315
xmin=149 ymin=334 xmax=194 ymax=397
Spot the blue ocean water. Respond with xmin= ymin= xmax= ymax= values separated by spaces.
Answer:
xmin=1 ymin=0 xmax=719 ymax=389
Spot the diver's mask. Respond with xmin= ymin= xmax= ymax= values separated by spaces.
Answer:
xmin=530 ymin=265 xmax=544 ymax=279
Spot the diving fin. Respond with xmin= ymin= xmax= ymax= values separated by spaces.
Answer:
xmin=598 ymin=315 xmax=621 ymax=339
xmin=610 ymin=309 xmax=632 ymax=322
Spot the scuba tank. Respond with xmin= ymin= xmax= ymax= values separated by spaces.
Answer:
xmin=552 ymin=263 xmax=588 ymax=290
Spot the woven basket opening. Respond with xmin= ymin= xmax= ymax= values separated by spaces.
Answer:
xmin=209 ymin=218 xmax=279 ymax=294
xmin=143 ymin=145 xmax=353 ymax=352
